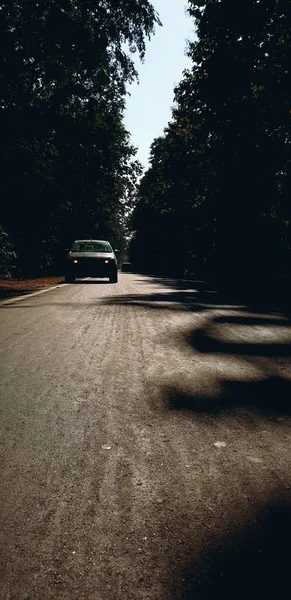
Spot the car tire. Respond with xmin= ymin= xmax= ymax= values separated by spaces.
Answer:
xmin=65 ymin=275 xmax=75 ymax=283
xmin=109 ymin=271 xmax=118 ymax=284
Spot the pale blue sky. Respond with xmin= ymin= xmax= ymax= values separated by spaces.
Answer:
xmin=124 ymin=1 xmax=196 ymax=169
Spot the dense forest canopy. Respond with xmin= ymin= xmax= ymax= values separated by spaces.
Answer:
xmin=130 ymin=0 xmax=291 ymax=291
xmin=1 ymin=0 xmax=290 ymax=287
xmin=0 ymin=0 xmax=160 ymax=275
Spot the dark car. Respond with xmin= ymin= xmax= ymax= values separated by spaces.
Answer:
xmin=65 ymin=239 xmax=118 ymax=283
xmin=121 ymin=262 xmax=132 ymax=272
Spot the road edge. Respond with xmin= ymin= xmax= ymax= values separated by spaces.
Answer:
xmin=0 ymin=283 xmax=68 ymax=306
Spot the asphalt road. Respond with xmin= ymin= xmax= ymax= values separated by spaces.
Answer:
xmin=1 ymin=273 xmax=291 ymax=600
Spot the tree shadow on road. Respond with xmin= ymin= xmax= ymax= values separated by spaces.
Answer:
xmin=192 ymin=314 xmax=291 ymax=357
xmin=100 ymin=278 xmax=247 ymax=313
xmin=165 ymin=312 xmax=291 ymax=416
xmin=134 ymin=275 xmax=291 ymax=315
xmin=126 ymin=281 xmax=291 ymax=598
xmin=100 ymin=275 xmax=290 ymax=315
xmin=167 ymin=375 xmax=291 ymax=416
xmin=101 ymin=291 xmax=214 ymax=312
xmin=169 ymin=498 xmax=291 ymax=600
xmin=100 ymin=277 xmax=291 ymax=417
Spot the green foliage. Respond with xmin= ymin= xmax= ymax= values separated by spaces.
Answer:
xmin=0 ymin=0 xmax=159 ymax=276
xmin=0 ymin=226 xmax=17 ymax=278
xmin=130 ymin=0 xmax=291 ymax=288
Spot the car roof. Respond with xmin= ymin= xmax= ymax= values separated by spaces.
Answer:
xmin=73 ymin=239 xmax=111 ymax=243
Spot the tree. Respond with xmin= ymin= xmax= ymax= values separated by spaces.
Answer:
xmin=0 ymin=0 xmax=160 ymax=275
xmin=187 ymin=0 xmax=291 ymax=285
xmin=0 ymin=226 xmax=17 ymax=278
xmin=130 ymin=0 xmax=291 ymax=289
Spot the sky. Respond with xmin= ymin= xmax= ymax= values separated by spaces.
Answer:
xmin=124 ymin=1 xmax=196 ymax=170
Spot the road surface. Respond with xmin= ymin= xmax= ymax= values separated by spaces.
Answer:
xmin=1 ymin=274 xmax=291 ymax=599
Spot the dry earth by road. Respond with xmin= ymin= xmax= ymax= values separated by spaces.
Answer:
xmin=0 ymin=277 xmax=64 ymax=300
xmin=0 ymin=274 xmax=291 ymax=599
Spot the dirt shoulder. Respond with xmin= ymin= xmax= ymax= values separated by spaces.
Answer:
xmin=0 ymin=276 xmax=64 ymax=300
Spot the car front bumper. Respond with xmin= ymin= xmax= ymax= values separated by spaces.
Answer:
xmin=66 ymin=258 xmax=117 ymax=277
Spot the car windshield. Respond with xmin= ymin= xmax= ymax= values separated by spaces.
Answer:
xmin=71 ymin=241 xmax=112 ymax=253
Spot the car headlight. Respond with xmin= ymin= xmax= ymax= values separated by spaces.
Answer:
xmin=73 ymin=260 xmax=78 ymax=264
xmin=104 ymin=260 xmax=109 ymax=264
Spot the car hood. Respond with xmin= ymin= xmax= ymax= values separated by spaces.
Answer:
xmin=69 ymin=252 xmax=115 ymax=259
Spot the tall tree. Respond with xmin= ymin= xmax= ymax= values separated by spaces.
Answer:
xmin=187 ymin=0 xmax=291 ymax=284
xmin=130 ymin=0 xmax=291 ymax=288
xmin=0 ymin=0 xmax=159 ymax=275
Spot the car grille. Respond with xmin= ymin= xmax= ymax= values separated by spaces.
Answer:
xmin=71 ymin=257 xmax=114 ymax=276
xmin=77 ymin=258 xmax=106 ymax=267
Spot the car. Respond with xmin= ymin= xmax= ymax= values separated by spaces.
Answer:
xmin=121 ymin=262 xmax=132 ymax=272
xmin=65 ymin=239 xmax=118 ymax=283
